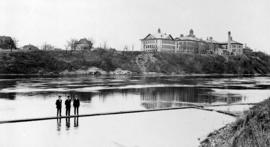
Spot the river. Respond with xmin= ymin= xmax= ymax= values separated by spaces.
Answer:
xmin=0 ymin=75 xmax=270 ymax=147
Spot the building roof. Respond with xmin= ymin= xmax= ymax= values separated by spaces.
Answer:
xmin=141 ymin=29 xmax=174 ymax=40
xmin=219 ymin=40 xmax=243 ymax=45
xmin=22 ymin=44 xmax=39 ymax=50
xmin=229 ymin=40 xmax=243 ymax=45
xmin=174 ymin=29 xmax=206 ymax=42
xmin=205 ymin=37 xmax=220 ymax=44
xmin=78 ymin=38 xmax=91 ymax=44
xmin=175 ymin=36 xmax=202 ymax=42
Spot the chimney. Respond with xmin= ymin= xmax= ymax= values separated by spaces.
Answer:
xmin=228 ymin=31 xmax=232 ymax=41
xmin=158 ymin=28 xmax=161 ymax=33
xmin=189 ymin=29 xmax=194 ymax=36
xmin=227 ymin=31 xmax=232 ymax=51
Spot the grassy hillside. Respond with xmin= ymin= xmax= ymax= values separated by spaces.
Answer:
xmin=0 ymin=49 xmax=269 ymax=75
xmin=200 ymin=99 xmax=270 ymax=147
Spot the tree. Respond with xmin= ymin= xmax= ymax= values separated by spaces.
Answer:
xmin=103 ymin=41 xmax=108 ymax=49
xmin=0 ymin=36 xmax=17 ymax=52
xmin=66 ymin=39 xmax=79 ymax=52
xmin=12 ymin=37 xmax=19 ymax=50
xmin=41 ymin=43 xmax=54 ymax=51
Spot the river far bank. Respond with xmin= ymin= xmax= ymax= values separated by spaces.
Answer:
xmin=200 ymin=98 xmax=270 ymax=147
xmin=0 ymin=49 xmax=270 ymax=75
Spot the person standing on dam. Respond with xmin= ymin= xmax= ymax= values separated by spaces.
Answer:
xmin=65 ymin=96 xmax=71 ymax=116
xmin=56 ymin=96 xmax=62 ymax=117
xmin=73 ymin=97 xmax=80 ymax=115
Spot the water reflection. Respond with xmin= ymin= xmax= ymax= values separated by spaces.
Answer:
xmin=66 ymin=118 xmax=70 ymax=130
xmin=74 ymin=117 xmax=79 ymax=128
xmin=212 ymin=93 xmax=244 ymax=104
xmin=0 ymin=76 xmax=269 ymax=121
xmin=57 ymin=117 xmax=79 ymax=131
xmin=0 ymin=80 xmax=17 ymax=90
xmin=0 ymin=93 xmax=16 ymax=100
xmin=69 ymin=92 xmax=92 ymax=102
xmin=140 ymin=87 xmax=243 ymax=109
xmin=57 ymin=118 xmax=61 ymax=131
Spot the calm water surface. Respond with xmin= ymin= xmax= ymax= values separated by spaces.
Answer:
xmin=0 ymin=75 xmax=270 ymax=146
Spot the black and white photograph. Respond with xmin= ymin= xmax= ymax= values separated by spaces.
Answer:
xmin=1 ymin=0 xmax=270 ymax=146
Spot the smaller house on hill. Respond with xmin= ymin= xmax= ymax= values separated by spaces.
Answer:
xmin=22 ymin=44 xmax=39 ymax=51
xmin=76 ymin=38 xmax=93 ymax=50
xmin=243 ymin=46 xmax=253 ymax=55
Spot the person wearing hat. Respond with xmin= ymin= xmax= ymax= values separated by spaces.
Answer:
xmin=73 ymin=97 xmax=80 ymax=115
xmin=55 ymin=96 xmax=62 ymax=117
xmin=65 ymin=96 xmax=72 ymax=116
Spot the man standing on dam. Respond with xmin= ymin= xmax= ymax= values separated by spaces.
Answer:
xmin=56 ymin=96 xmax=62 ymax=117
xmin=73 ymin=97 xmax=80 ymax=115
xmin=65 ymin=96 xmax=71 ymax=116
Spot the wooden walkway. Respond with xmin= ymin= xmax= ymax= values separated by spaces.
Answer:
xmin=203 ymin=103 xmax=258 ymax=107
xmin=0 ymin=106 xmax=199 ymax=124
xmin=0 ymin=105 xmax=240 ymax=124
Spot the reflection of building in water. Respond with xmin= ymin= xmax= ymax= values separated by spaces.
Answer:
xmin=140 ymin=87 xmax=243 ymax=109
xmin=140 ymin=87 xmax=213 ymax=109
xmin=212 ymin=93 xmax=243 ymax=104
xmin=96 ymin=89 xmax=140 ymax=101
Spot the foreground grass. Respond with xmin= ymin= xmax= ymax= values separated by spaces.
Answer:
xmin=0 ymin=49 xmax=270 ymax=75
xmin=200 ymin=99 xmax=270 ymax=147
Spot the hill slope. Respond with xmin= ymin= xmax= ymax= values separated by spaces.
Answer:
xmin=0 ymin=49 xmax=269 ymax=75
xmin=200 ymin=99 xmax=270 ymax=147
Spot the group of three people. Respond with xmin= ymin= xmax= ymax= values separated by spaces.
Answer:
xmin=55 ymin=96 xmax=80 ymax=117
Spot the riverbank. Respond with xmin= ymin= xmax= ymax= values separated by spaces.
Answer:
xmin=0 ymin=49 xmax=270 ymax=75
xmin=200 ymin=98 xmax=270 ymax=147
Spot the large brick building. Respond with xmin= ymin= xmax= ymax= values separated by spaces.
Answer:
xmin=141 ymin=29 xmax=244 ymax=55
xmin=140 ymin=28 xmax=175 ymax=52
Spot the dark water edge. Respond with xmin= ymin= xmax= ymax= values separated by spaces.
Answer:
xmin=0 ymin=73 xmax=266 ymax=79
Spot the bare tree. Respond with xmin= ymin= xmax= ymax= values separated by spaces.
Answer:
xmin=12 ymin=37 xmax=19 ymax=51
xmin=41 ymin=43 xmax=54 ymax=51
xmin=103 ymin=41 xmax=108 ymax=49
xmin=87 ymin=38 xmax=95 ymax=47
xmin=66 ymin=39 xmax=79 ymax=52
xmin=124 ymin=45 xmax=128 ymax=51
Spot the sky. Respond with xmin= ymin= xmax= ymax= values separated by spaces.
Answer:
xmin=1 ymin=0 xmax=270 ymax=53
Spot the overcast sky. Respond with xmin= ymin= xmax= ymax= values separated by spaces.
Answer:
xmin=1 ymin=0 xmax=270 ymax=53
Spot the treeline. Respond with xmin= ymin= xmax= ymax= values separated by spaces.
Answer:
xmin=0 ymin=35 xmax=95 ymax=51
xmin=0 ymin=49 xmax=140 ymax=74
xmin=0 ymin=48 xmax=269 ymax=75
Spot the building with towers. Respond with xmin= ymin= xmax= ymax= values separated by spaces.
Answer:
xmin=141 ymin=28 xmax=244 ymax=55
